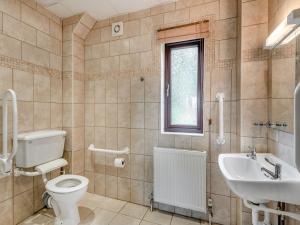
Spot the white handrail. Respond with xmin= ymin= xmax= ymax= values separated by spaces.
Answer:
xmin=0 ymin=89 xmax=18 ymax=174
xmin=88 ymin=144 xmax=130 ymax=155
xmin=216 ymin=92 xmax=225 ymax=145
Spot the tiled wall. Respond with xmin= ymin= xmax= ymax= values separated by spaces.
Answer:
xmin=0 ymin=0 xmax=63 ymax=224
xmin=62 ymin=13 xmax=95 ymax=175
xmin=83 ymin=1 xmax=238 ymax=224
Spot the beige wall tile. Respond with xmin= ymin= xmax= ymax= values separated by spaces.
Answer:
xmin=86 ymin=28 xmax=101 ymax=45
xmin=50 ymin=54 xmax=62 ymax=71
xmin=241 ymin=61 xmax=268 ymax=99
xmin=0 ymin=33 xmax=21 ymax=59
xmin=118 ymin=177 xmax=131 ymax=201
xmin=95 ymin=104 xmax=106 ymax=127
xmin=101 ymin=56 xmax=119 ymax=74
xmin=131 ymin=103 xmax=145 ymax=129
xmin=164 ymin=8 xmax=189 ymax=25
xmin=118 ymin=104 xmax=131 ymax=128
xmin=85 ymin=104 xmax=95 ymax=127
xmin=0 ymin=66 xmax=12 ymax=97
xmin=106 ymin=128 xmax=118 ymax=149
xmin=94 ymin=173 xmax=106 ymax=196
xmin=215 ymin=18 xmax=237 ymax=40
xmin=73 ymin=104 xmax=84 ymax=127
xmin=34 ymin=102 xmax=50 ymax=129
xmin=14 ymin=176 xmax=33 ymax=196
xmin=14 ymin=190 xmax=34 ymax=224
xmin=3 ymin=13 xmax=36 ymax=45
xmin=13 ymin=70 xmax=33 ymax=101
xmin=85 ymin=81 xmax=95 ymax=104
xmin=219 ymin=39 xmax=236 ymax=60
xmin=131 ymin=77 xmax=144 ymax=103
xmin=131 ymin=154 xmax=145 ymax=180
xmin=130 ymin=35 xmax=152 ymax=53
xmin=106 ymin=104 xmax=118 ymax=127
xmin=51 ymin=77 xmax=62 ymax=103
xmin=0 ymin=198 xmax=13 ymax=225
xmin=220 ymin=0 xmax=237 ymax=19
xmin=118 ymin=78 xmax=130 ymax=103
xmin=131 ymin=180 xmax=144 ymax=205
xmin=190 ymin=1 xmax=219 ymax=21
xmin=131 ymin=129 xmax=145 ymax=154
xmin=34 ymin=74 xmax=50 ymax=102
xmin=123 ymin=20 xmax=141 ymax=38
xmin=150 ymin=3 xmax=175 ymax=16
xmin=21 ymin=3 xmax=49 ymax=33
xmin=241 ymin=23 xmax=268 ymax=50
xmin=211 ymin=194 xmax=230 ymax=225
xmin=140 ymin=15 xmax=164 ymax=35
xmin=110 ymin=39 xmax=130 ymax=56
xmin=95 ymin=127 xmax=106 ymax=148
xmin=51 ymin=103 xmax=62 ymax=128
xmin=37 ymin=31 xmax=61 ymax=55
xmin=105 ymin=175 xmax=118 ymax=198
xmin=22 ymin=42 xmax=50 ymax=67
xmin=242 ymin=0 xmax=268 ymax=26
xmin=145 ymin=76 xmax=160 ymax=103
xmin=145 ymin=129 xmax=158 ymax=155
xmin=0 ymin=0 xmax=20 ymax=19
xmin=240 ymin=99 xmax=268 ymax=138
xmin=145 ymin=103 xmax=159 ymax=129
xmin=0 ymin=176 xmax=13 ymax=202
xmin=18 ymin=101 xmax=34 ymax=132
xmin=50 ymin=20 xmax=62 ymax=41
xmin=106 ymin=80 xmax=118 ymax=103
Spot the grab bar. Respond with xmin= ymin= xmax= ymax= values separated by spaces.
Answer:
xmin=0 ymin=89 xmax=18 ymax=174
xmin=88 ymin=144 xmax=130 ymax=155
xmin=216 ymin=92 xmax=225 ymax=145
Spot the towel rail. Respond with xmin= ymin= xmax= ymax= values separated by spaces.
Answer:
xmin=88 ymin=144 xmax=130 ymax=155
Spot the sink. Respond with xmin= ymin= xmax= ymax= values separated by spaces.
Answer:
xmin=218 ymin=153 xmax=300 ymax=205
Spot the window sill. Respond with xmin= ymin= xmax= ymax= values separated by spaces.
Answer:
xmin=160 ymin=130 xmax=204 ymax=137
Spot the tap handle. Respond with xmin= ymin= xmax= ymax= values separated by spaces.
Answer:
xmin=264 ymin=157 xmax=276 ymax=167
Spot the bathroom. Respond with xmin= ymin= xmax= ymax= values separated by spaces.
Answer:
xmin=0 ymin=0 xmax=300 ymax=224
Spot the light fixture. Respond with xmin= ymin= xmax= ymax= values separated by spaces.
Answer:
xmin=265 ymin=8 xmax=300 ymax=49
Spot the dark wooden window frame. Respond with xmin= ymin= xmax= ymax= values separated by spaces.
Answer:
xmin=164 ymin=39 xmax=204 ymax=134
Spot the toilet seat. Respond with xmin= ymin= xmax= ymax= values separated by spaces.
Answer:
xmin=46 ymin=174 xmax=89 ymax=194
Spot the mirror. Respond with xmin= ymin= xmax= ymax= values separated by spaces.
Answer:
xmin=270 ymin=36 xmax=300 ymax=167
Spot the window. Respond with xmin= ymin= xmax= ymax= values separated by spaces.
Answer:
xmin=164 ymin=39 xmax=204 ymax=134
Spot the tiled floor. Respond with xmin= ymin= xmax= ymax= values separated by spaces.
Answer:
xmin=19 ymin=193 xmax=208 ymax=225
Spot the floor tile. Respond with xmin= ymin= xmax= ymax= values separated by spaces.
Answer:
xmin=120 ymin=202 xmax=148 ymax=219
xmin=109 ymin=214 xmax=141 ymax=225
xmin=140 ymin=221 xmax=159 ymax=225
xmin=80 ymin=208 xmax=116 ymax=225
xmin=143 ymin=210 xmax=173 ymax=225
xmin=171 ymin=215 xmax=201 ymax=225
xmin=79 ymin=206 xmax=94 ymax=220
xmin=99 ymin=198 xmax=127 ymax=212
xmin=78 ymin=193 xmax=106 ymax=210
xmin=18 ymin=214 xmax=53 ymax=225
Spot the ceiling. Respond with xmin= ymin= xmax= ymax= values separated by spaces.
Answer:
xmin=38 ymin=0 xmax=176 ymax=20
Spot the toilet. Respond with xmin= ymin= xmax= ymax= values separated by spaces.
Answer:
xmin=46 ymin=174 xmax=88 ymax=225
xmin=16 ymin=130 xmax=88 ymax=225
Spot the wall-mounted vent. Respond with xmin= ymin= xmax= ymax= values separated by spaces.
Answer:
xmin=112 ymin=22 xmax=123 ymax=37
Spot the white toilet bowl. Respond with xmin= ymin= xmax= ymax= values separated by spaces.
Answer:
xmin=46 ymin=174 xmax=89 ymax=225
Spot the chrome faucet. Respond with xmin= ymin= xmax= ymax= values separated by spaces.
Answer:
xmin=261 ymin=157 xmax=281 ymax=179
xmin=247 ymin=146 xmax=256 ymax=160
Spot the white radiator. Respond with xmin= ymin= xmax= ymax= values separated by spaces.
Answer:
xmin=153 ymin=147 xmax=207 ymax=213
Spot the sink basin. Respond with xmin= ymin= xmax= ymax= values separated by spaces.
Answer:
xmin=218 ymin=153 xmax=300 ymax=204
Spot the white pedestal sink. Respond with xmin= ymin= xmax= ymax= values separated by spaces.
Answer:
xmin=218 ymin=153 xmax=300 ymax=205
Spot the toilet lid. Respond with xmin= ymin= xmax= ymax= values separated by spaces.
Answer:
xmin=46 ymin=174 xmax=89 ymax=194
